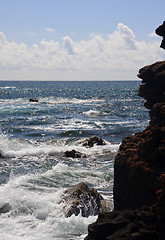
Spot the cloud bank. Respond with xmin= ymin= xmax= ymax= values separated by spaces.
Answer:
xmin=0 ymin=23 xmax=164 ymax=80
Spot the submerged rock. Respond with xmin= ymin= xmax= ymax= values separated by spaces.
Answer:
xmin=0 ymin=202 xmax=11 ymax=214
xmin=82 ymin=136 xmax=106 ymax=147
xmin=29 ymin=98 xmax=38 ymax=102
xmin=61 ymin=182 xmax=103 ymax=218
xmin=0 ymin=151 xmax=3 ymax=158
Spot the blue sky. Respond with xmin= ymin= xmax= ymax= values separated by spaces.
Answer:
xmin=0 ymin=0 xmax=164 ymax=80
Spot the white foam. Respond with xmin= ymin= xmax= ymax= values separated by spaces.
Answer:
xmin=39 ymin=96 xmax=104 ymax=105
xmin=0 ymin=130 xmax=119 ymax=158
xmin=83 ymin=110 xmax=100 ymax=117
xmin=0 ymin=86 xmax=17 ymax=89
xmin=0 ymin=168 xmax=97 ymax=240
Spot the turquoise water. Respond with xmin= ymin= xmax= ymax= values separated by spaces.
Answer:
xmin=0 ymin=81 xmax=148 ymax=240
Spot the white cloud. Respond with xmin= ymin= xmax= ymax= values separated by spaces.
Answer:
xmin=45 ymin=27 xmax=55 ymax=33
xmin=63 ymin=36 xmax=75 ymax=55
xmin=0 ymin=23 xmax=164 ymax=80
xmin=149 ymin=32 xmax=157 ymax=38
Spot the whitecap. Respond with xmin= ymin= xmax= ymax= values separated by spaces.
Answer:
xmin=83 ymin=110 xmax=100 ymax=117
xmin=38 ymin=96 xmax=104 ymax=105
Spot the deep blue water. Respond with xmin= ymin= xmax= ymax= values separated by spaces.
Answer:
xmin=0 ymin=81 xmax=148 ymax=240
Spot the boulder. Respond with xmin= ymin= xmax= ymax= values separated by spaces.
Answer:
xmin=64 ymin=149 xmax=86 ymax=158
xmin=0 ymin=202 xmax=11 ymax=214
xmin=82 ymin=136 xmax=106 ymax=147
xmin=61 ymin=182 xmax=103 ymax=218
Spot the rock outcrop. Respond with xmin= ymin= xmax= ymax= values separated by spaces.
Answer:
xmin=85 ymin=208 xmax=160 ymax=240
xmin=155 ymin=21 xmax=165 ymax=50
xmin=0 ymin=202 xmax=11 ymax=214
xmin=29 ymin=98 xmax=38 ymax=102
xmin=82 ymin=136 xmax=106 ymax=147
xmin=61 ymin=182 xmax=103 ymax=217
xmin=64 ymin=149 xmax=86 ymax=158
xmin=85 ymin=25 xmax=165 ymax=239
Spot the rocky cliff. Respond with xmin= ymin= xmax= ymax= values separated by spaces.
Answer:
xmin=85 ymin=23 xmax=165 ymax=240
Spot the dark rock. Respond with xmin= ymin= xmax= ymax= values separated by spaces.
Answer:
xmin=0 ymin=202 xmax=11 ymax=214
xmin=0 ymin=151 xmax=4 ymax=158
xmin=61 ymin=182 xmax=103 ymax=217
xmin=137 ymin=61 xmax=165 ymax=109
xmin=64 ymin=149 xmax=86 ymax=158
xmin=114 ymin=61 xmax=165 ymax=216
xmin=29 ymin=98 xmax=38 ymax=102
xmin=85 ymin=209 xmax=160 ymax=240
xmin=155 ymin=21 xmax=165 ymax=49
xmin=82 ymin=136 xmax=106 ymax=147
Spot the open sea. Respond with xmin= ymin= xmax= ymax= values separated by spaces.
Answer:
xmin=0 ymin=81 xmax=148 ymax=240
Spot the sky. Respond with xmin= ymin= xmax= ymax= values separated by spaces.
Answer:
xmin=0 ymin=0 xmax=165 ymax=81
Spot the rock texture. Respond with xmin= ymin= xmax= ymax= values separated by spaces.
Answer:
xmin=82 ymin=136 xmax=106 ymax=147
xmin=85 ymin=61 xmax=165 ymax=238
xmin=0 ymin=202 xmax=11 ymax=214
xmin=138 ymin=61 xmax=165 ymax=109
xmin=85 ymin=208 xmax=160 ymax=240
xmin=64 ymin=149 xmax=86 ymax=158
xmin=61 ymin=182 xmax=103 ymax=218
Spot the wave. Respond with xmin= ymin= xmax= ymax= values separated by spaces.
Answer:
xmin=83 ymin=110 xmax=101 ymax=117
xmin=0 ymin=169 xmax=97 ymax=239
xmin=0 ymin=86 xmax=17 ymax=89
xmin=0 ymin=96 xmax=104 ymax=107
xmin=0 ymin=133 xmax=119 ymax=158
xmin=38 ymin=96 xmax=105 ymax=105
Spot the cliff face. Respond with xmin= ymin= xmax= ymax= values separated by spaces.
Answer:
xmin=85 ymin=23 xmax=165 ymax=240
xmin=114 ymin=61 xmax=165 ymax=215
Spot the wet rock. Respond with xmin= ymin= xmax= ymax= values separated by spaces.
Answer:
xmin=61 ymin=182 xmax=103 ymax=218
xmin=82 ymin=136 xmax=106 ymax=147
xmin=29 ymin=98 xmax=38 ymax=102
xmin=0 ymin=202 xmax=11 ymax=214
xmin=0 ymin=151 xmax=3 ymax=158
xmin=64 ymin=149 xmax=86 ymax=158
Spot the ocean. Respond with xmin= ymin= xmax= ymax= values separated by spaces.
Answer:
xmin=0 ymin=81 xmax=148 ymax=240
